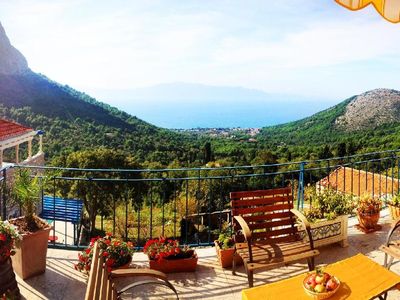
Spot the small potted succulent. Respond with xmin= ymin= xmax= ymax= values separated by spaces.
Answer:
xmin=214 ymin=233 xmax=242 ymax=268
xmin=356 ymin=194 xmax=381 ymax=232
xmin=74 ymin=232 xmax=134 ymax=274
xmin=143 ymin=237 xmax=197 ymax=273
xmin=0 ymin=220 xmax=21 ymax=298
xmin=387 ymin=194 xmax=400 ymax=220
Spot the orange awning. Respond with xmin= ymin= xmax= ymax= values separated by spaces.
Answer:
xmin=336 ymin=0 xmax=400 ymax=23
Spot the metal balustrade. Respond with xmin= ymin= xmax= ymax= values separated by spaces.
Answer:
xmin=0 ymin=149 xmax=399 ymax=250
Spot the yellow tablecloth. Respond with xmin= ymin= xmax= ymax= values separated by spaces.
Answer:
xmin=242 ymin=253 xmax=400 ymax=300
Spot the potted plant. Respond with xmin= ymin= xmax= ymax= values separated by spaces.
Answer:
xmin=143 ymin=237 xmax=197 ymax=273
xmin=387 ymin=194 xmax=400 ymax=220
xmin=214 ymin=232 xmax=242 ymax=268
xmin=356 ymin=194 xmax=381 ymax=232
xmin=0 ymin=220 xmax=21 ymax=298
xmin=74 ymin=232 xmax=134 ymax=274
xmin=301 ymin=187 xmax=355 ymax=247
xmin=9 ymin=169 xmax=52 ymax=280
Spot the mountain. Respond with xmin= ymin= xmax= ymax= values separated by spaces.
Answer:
xmin=87 ymin=83 xmax=337 ymax=128
xmin=0 ymin=23 xmax=28 ymax=75
xmin=0 ymin=22 xmax=192 ymax=165
xmin=335 ymin=89 xmax=400 ymax=131
xmin=260 ymin=88 xmax=400 ymax=149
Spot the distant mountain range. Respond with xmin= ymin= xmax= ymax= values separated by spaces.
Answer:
xmin=88 ymin=83 xmax=337 ymax=128
xmin=1 ymin=20 xmax=400 ymax=165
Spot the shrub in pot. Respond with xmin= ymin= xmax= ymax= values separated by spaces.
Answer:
xmin=387 ymin=194 xmax=400 ymax=220
xmin=9 ymin=169 xmax=51 ymax=280
xmin=214 ymin=232 xmax=242 ymax=268
xmin=302 ymin=187 xmax=355 ymax=247
xmin=0 ymin=220 xmax=21 ymax=298
xmin=356 ymin=194 xmax=381 ymax=231
xmin=144 ymin=237 xmax=197 ymax=273
xmin=74 ymin=232 xmax=134 ymax=274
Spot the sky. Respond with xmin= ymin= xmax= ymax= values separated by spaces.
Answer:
xmin=0 ymin=0 xmax=400 ymax=127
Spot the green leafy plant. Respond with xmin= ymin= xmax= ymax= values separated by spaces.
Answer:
xmin=357 ymin=194 xmax=381 ymax=214
xmin=217 ymin=233 xmax=234 ymax=250
xmin=389 ymin=193 xmax=400 ymax=207
xmin=13 ymin=169 xmax=42 ymax=224
xmin=74 ymin=232 xmax=134 ymax=274
xmin=0 ymin=220 xmax=21 ymax=263
xmin=304 ymin=187 xmax=356 ymax=222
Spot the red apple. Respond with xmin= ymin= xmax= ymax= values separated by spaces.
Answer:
xmin=326 ymin=278 xmax=338 ymax=291
xmin=323 ymin=272 xmax=331 ymax=282
xmin=306 ymin=274 xmax=317 ymax=288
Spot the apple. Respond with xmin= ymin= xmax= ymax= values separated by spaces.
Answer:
xmin=306 ymin=274 xmax=317 ymax=288
xmin=314 ymin=284 xmax=326 ymax=293
xmin=315 ymin=274 xmax=324 ymax=284
xmin=323 ymin=272 xmax=331 ymax=282
xmin=326 ymin=278 xmax=338 ymax=291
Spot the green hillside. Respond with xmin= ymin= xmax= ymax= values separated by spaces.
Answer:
xmin=0 ymin=72 xmax=200 ymax=165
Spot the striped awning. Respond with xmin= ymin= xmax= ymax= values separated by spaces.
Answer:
xmin=336 ymin=0 xmax=400 ymax=23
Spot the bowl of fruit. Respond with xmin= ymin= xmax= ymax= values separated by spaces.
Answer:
xmin=303 ymin=269 xmax=340 ymax=299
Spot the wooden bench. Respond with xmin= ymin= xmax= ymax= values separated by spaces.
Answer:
xmin=85 ymin=241 xmax=178 ymax=300
xmin=40 ymin=196 xmax=83 ymax=244
xmin=230 ymin=187 xmax=319 ymax=287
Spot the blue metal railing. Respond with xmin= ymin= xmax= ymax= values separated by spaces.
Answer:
xmin=1 ymin=149 xmax=400 ymax=250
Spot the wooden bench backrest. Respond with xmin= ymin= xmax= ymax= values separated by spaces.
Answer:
xmin=230 ymin=187 xmax=298 ymax=243
xmin=85 ymin=242 xmax=117 ymax=300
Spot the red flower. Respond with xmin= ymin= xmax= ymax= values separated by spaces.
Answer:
xmin=102 ymin=251 xmax=109 ymax=257
xmin=0 ymin=234 xmax=6 ymax=242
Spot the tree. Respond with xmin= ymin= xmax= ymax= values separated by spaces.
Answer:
xmin=56 ymin=148 xmax=144 ymax=235
xmin=203 ymin=142 xmax=212 ymax=164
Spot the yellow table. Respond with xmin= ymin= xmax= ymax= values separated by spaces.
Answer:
xmin=242 ymin=253 xmax=400 ymax=300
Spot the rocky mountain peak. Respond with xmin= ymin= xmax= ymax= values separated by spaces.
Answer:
xmin=335 ymin=88 xmax=400 ymax=131
xmin=0 ymin=22 xmax=29 ymax=75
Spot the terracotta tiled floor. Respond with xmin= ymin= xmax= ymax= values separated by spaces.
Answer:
xmin=16 ymin=209 xmax=400 ymax=299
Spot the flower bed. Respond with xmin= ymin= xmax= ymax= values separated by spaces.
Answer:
xmin=144 ymin=237 xmax=197 ymax=273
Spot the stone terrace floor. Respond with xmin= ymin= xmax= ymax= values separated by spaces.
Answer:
xmin=17 ymin=209 xmax=400 ymax=299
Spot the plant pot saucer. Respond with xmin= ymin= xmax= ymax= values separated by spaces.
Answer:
xmin=355 ymin=224 xmax=382 ymax=233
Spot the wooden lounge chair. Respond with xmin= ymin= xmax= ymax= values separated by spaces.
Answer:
xmin=230 ymin=187 xmax=319 ymax=287
xmin=85 ymin=241 xmax=179 ymax=300
xmin=380 ymin=217 xmax=400 ymax=270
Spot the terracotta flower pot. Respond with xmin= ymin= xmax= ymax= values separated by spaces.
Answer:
xmin=149 ymin=254 xmax=198 ymax=273
xmin=10 ymin=218 xmax=51 ymax=280
xmin=0 ymin=258 xmax=20 ymax=299
xmin=357 ymin=209 xmax=380 ymax=230
xmin=214 ymin=240 xmax=242 ymax=268
xmin=388 ymin=204 xmax=400 ymax=220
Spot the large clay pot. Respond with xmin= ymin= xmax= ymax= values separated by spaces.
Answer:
xmin=11 ymin=218 xmax=51 ymax=280
xmin=388 ymin=204 xmax=400 ymax=220
xmin=0 ymin=258 xmax=20 ymax=299
xmin=357 ymin=209 xmax=380 ymax=230
xmin=214 ymin=240 xmax=242 ymax=268
xmin=149 ymin=254 xmax=198 ymax=273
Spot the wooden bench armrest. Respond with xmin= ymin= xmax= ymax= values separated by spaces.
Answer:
xmin=385 ymin=216 xmax=400 ymax=246
xmin=110 ymin=268 xmax=168 ymax=281
xmin=291 ymin=208 xmax=314 ymax=249
xmin=233 ymin=215 xmax=252 ymax=241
